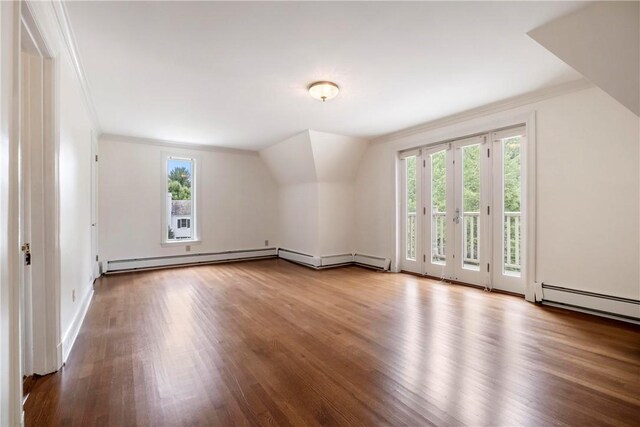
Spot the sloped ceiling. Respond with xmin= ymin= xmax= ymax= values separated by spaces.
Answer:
xmin=259 ymin=131 xmax=316 ymax=185
xmin=529 ymin=1 xmax=639 ymax=116
xmin=310 ymin=131 xmax=369 ymax=183
xmin=259 ymin=131 xmax=369 ymax=185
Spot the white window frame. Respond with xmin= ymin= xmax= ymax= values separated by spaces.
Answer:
xmin=162 ymin=153 xmax=200 ymax=246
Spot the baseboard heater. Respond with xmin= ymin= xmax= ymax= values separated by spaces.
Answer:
xmin=277 ymin=249 xmax=390 ymax=271
xmin=541 ymin=283 xmax=640 ymax=324
xmin=104 ymin=248 xmax=278 ymax=273
xmin=353 ymin=253 xmax=391 ymax=270
xmin=104 ymin=248 xmax=391 ymax=274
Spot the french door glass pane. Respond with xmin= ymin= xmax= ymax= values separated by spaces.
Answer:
xmin=462 ymin=144 xmax=480 ymax=271
xmin=503 ymin=137 xmax=522 ymax=276
xmin=430 ymin=150 xmax=446 ymax=265
xmin=405 ymin=156 xmax=417 ymax=260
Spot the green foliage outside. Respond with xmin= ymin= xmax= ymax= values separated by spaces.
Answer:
xmin=424 ymin=139 xmax=521 ymax=214
xmin=431 ymin=150 xmax=446 ymax=212
xmin=502 ymin=138 xmax=521 ymax=213
xmin=406 ymin=156 xmax=417 ymax=213
xmin=168 ymin=166 xmax=191 ymax=201
xmin=462 ymin=145 xmax=480 ymax=211
xmin=406 ymin=139 xmax=522 ymax=214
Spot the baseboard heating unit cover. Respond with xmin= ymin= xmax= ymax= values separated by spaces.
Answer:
xmin=541 ymin=283 xmax=639 ymax=323
xmin=105 ymin=248 xmax=277 ymax=273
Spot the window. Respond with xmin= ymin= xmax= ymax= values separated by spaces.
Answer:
xmin=164 ymin=156 xmax=196 ymax=242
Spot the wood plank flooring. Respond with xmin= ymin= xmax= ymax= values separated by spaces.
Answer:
xmin=25 ymin=259 xmax=640 ymax=426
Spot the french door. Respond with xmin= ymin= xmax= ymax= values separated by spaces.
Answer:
xmin=400 ymin=126 xmax=526 ymax=294
xmin=451 ymin=136 xmax=491 ymax=287
xmin=490 ymin=127 xmax=526 ymax=293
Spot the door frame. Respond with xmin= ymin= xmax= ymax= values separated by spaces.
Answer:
xmin=91 ymin=130 xmax=99 ymax=278
xmin=0 ymin=2 xmax=23 ymax=425
xmin=19 ymin=0 xmax=62 ymax=378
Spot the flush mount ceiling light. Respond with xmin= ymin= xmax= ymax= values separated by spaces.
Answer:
xmin=308 ymin=81 xmax=340 ymax=102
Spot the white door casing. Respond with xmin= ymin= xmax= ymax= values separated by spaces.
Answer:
xmin=19 ymin=0 xmax=62 ymax=379
xmin=91 ymin=131 xmax=99 ymax=278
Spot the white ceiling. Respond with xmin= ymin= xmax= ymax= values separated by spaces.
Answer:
xmin=66 ymin=1 xmax=586 ymax=150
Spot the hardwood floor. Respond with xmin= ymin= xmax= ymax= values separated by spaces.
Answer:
xmin=25 ymin=259 xmax=640 ymax=426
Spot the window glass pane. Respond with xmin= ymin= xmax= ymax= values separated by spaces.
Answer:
xmin=405 ymin=156 xmax=417 ymax=260
xmin=430 ymin=150 xmax=446 ymax=265
xmin=462 ymin=144 xmax=480 ymax=271
xmin=167 ymin=158 xmax=193 ymax=240
xmin=503 ymin=137 xmax=522 ymax=276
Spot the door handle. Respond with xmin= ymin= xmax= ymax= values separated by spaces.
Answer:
xmin=453 ymin=208 xmax=460 ymax=224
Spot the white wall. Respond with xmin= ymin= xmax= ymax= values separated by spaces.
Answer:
xmin=58 ymin=50 xmax=95 ymax=342
xmin=260 ymin=130 xmax=368 ymax=257
xmin=535 ymin=88 xmax=639 ymax=299
xmin=312 ymin=131 xmax=367 ymax=256
xmin=0 ymin=2 xmax=19 ymax=425
xmin=354 ymin=86 xmax=640 ymax=300
xmin=99 ymin=136 xmax=278 ymax=261
xmin=260 ymin=131 xmax=319 ymax=254
xmin=278 ymin=182 xmax=319 ymax=255
xmin=354 ymin=143 xmax=396 ymax=259
xmin=318 ymin=182 xmax=355 ymax=255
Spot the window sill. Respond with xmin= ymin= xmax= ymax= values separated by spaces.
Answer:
xmin=161 ymin=239 xmax=202 ymax=248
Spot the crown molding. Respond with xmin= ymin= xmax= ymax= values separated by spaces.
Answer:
xmin=49 ymin=0 xmax=101 ymax=134
xmin=100 ymin=133 xmax=260 ymax=156
xmin=374 ymin=78 xmax=594 ymax=144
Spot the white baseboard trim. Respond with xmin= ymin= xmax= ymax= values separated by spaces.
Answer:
xmin=533 ymin=281 xmax=543 ymax=302
xmin=61 ymin=286 xmax=94 ymax=363
xmin=541 ymin=283 xmax=640 ymax=323
xmin=105 ymin=248 xmax=278 ymax=273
